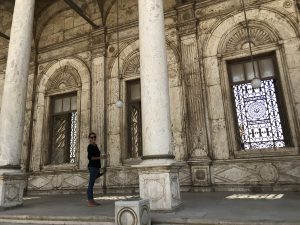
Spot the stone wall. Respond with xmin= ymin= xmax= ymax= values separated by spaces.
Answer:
xmin=0 ymin=0 xmax=299 ymax=194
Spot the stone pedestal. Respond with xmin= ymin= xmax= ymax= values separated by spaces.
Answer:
xmin=136 ymin=161 xmax=182 ymax=211
xmin=0 ymin=170 xmax=25 ymax=208
xmin=115 ymin=199 xmax=151 ymax=225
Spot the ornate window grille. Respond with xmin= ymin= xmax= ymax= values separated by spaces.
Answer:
xmin=228 ymin=55 xmax=288 ymax=150
xmin=49 ymin=93 xmax=77 ymax=164
xmin=127 ymin=79 xmax=142 ymax=158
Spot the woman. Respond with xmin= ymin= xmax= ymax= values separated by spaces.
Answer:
xmin=87 ymin=132 xmax=106 ymax=207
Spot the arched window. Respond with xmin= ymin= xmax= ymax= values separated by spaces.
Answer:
xmin=45 ymin=66 xmax=80 ymax=165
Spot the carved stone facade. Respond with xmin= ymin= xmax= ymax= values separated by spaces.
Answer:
xmin=0 ymin=0 xmax=299 ymax=195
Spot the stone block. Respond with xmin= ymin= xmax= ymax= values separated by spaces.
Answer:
xmin=115 ymin=199 xmax=150 ymax=225
xmin=138 ymin=164 xmax=182 ymax=211
xmin=0 ymin=170 xmax=25 ymax=208
xmin=191 ymin=165 xmax=211 ymax=186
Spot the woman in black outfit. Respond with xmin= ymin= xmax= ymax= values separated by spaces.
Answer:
xmin=87 ymin=132 xmax=106 ymax=207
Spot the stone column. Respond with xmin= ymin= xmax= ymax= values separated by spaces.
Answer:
xmin=0 ymin=0 xmax=35 ymax=208
xmin=137 ymin=0 xmax=181 ymax=210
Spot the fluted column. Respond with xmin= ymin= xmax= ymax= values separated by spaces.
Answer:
xmin=137 ymin=0 xmax=181 ymax=210
xmin=0 ymin=0 xmax=35 ymax=208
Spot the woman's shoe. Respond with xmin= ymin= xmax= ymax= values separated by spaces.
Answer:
xmin=88 ymin=200 xmax=97 ymax=207
xmin=92 ymin=200 xmax=101 ymax=205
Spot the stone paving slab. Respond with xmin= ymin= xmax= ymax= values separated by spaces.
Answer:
xmin=0 ymin=192 xmax=299 ymax=225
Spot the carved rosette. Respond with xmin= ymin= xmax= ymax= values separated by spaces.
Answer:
xmin=191 ymin=166 xmax=210 ymax=186
xmin=259 ymin=164 xmax=279 ymax=183
xmin=115 ymin=199 xmax=150 ymax=225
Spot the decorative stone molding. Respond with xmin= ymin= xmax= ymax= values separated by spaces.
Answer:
xmin=191 ymin=165 xmax=211 ymax=186
xmin=28 ymin=171 xmax=88 ymax=192
xmin=115 ymin=199 xmax=151 ymax=225
xmin=283 ymin=0 xmax=293 ymax=8
xmin=46 ymin=66 xmax=81 ymax=92
xmin=223 ymin=23 xmax=277 ymax=53
xmin=212 ymin=158 xmax=300 ymax=186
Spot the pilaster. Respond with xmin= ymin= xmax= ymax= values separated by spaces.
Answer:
xmin=90 ymin=32 xmax=106 ymax=150
xmin=177 ymin=4 xmax=209 ymax=160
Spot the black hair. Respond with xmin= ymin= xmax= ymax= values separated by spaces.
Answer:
xmin=88 ymin=132 xmax=96 ymax=138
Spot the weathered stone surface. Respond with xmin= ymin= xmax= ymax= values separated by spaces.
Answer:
xmin=0 ymin=0 xmax=299 ymax=195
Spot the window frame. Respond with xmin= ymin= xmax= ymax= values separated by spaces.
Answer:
xmin=227 ymin=53 xmax=291 ymax=152
xmin=126 ymin=79 xmax=143 ymax=160
xmin=219 ymin=47 xmax=299 ymax=158
xmin=46 ymin=91 xmax=78 ymax=166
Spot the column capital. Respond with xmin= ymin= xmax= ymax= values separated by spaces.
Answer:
xmin=176 ymin=2 xmax=197 ymax=36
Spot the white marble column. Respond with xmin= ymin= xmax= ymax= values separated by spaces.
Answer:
xmin=137 ymin=0 xmax=181 ymax=210
xmin=0 ymin=0 xmax=35 ymax=208
xmin=139 ymin=0 xmax=172 ymax=159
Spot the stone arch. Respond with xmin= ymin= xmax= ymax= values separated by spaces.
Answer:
xmin=31 ymin=58 xmax=91 ymax=171
xmin=45 ymin=66 xmax=81 ymax=92
xmin=105 ymin=0 xmax=138 ymax=27
xmin=0 ymin=9 xmax=12 ymax=58
xmin=38 ymin=58 xmax=90 ymax=92
xmin=36 ymin=0 xmax=101 ymax=48
xmin=204 ymin=7 xmax=299 ymax=57
xmin=36 ymin=1 xmax=69 ymax=44
xmin=107 ymin=38 xmax=184 ymax=162
xmin=109 ymin=39 xmax=180 ymax=79
xmin=104 ymin=0 xmax=177 ymax=27
xmin=219 ymin=20 xmax=279 ymax=54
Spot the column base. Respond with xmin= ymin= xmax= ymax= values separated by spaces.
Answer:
xmin=0 ymin=169 xmax=25 ymax=208
xmin=135 ymin=162 xmax=182 ymax=211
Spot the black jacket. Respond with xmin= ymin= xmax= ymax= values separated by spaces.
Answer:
xmin=87 ymin=144 xmax=101 ymax=168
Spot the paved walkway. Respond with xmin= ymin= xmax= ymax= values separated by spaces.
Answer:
xmin=0 ymin=192 xmax=300 ymax=224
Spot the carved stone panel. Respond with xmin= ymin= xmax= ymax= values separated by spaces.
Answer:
xmin=28 ymin=172 xmax=88 ymax=191
xmin=191 ymin=166 xmax=211 ymax=186
xmin=138 ymin=166 xmax=181 ymax=210
xmin=0 ymin=171 xmax=25 ymax=208
xmin=212 ymin=158 xmax=300 ymax=187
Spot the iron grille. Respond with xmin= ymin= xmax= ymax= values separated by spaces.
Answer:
xmin=69 ymin=111 xmax=77 ymax=163
xmin=233 ymin=79 xmax=286 ymax=150
xmin=51 ymin=114 xmax=69 ymax=164
xmin=127 ymin=79 xmax=142 ymax=158
xmin=128 ymin=103 xmax=142 ymax=158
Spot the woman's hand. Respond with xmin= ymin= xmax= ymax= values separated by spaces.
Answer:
xmin=100 ymin=154 xmax=107 ymax=159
